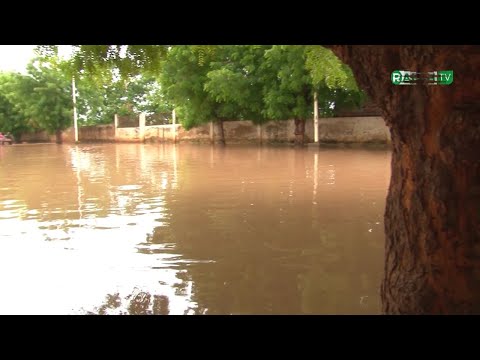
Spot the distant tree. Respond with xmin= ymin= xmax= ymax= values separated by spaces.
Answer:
xmin=36 ymin=45 xmax=173 ymax=126
xmin=35 ymin=45 xmax=365 ymax=145
xmin=75 ymin=73 xmax=132 ymax=126
xmin=160 ymin=46 xmax=254 ymax=145
xmin=0 ymin=72 xmax=32 ymax=141
xmin=70 ymin=70 xmax=172 ymax=126
xmin=119 ymin=75 xmax=173 ymax=116
xmin=203 ymin=45 xmax=271 ymax=125
xmin=20 ymin=59 xmax=73 ymax=143
xmin=0 ymin=58 xmax=72 ymax=143
xmin=140 ymin=80 xmax=174 ymax=116
xmin=261 ymin=45 xmax=366 ymax=145
xmin=260 ymin=46 xmax=321 ymax=145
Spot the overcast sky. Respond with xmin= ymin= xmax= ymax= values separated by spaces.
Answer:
xmin=0 ymin=45 xmax=73 ymax=74
xmin=0 ymin=45 xmax=36 ymax=73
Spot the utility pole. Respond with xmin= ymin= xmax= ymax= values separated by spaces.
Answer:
xmin=72 ymin=76 xmax=79 ymax=143
xmin=314 ymin=91 xmax=319 ymax=143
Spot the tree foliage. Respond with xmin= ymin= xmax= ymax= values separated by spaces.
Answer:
xmin=204 ymin=45 xmax=269 ymax=124
xmin=36 ymin=45 xmax=168 ymax=81
xmin=0 ymin=53 xmax=173 ymax=136
xmin=27 ymin=45 xmax=366 ymax=137
xmin=305 ymin=46 xmax=359 ymax=90
xmin=160 ymin=46 xmax=251 ymax=130
xmin=75 ymin=74 xmax=171 ymax=125
xmin=259 ymin=45 xmax=365 ymax=121
xmin=261 ymin=45 xmax=316 ymax=121
xmin=0 ymin=72 xmax=32 ymax=139
xmin=1 ymin=59 xmax=72 ymax=135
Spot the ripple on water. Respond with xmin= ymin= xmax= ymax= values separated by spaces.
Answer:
xmin=117 ymin=185 xmax=143 ymax=191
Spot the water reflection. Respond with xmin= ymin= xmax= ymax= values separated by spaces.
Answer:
xmin=88 ymin=290 xmax=170 ymax=315
xmin=0 ymin=144 xmax=390 ymax=314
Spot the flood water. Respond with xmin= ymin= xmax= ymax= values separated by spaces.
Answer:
xmin=0 ymin=143 xmax=391 ymax=315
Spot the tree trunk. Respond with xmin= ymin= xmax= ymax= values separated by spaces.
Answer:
xmin=215 ymin=119 xmax=226 ymax=146
xmin=294 ymin=118 xmax=306 ymax=146
xmin=328 ymin=45 xmax=480 ymax=314
xmin=55 ymin=129 xmax=63 ymax=144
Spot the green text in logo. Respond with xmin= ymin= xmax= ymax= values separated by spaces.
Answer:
xmin=391 ymin=70 xmax=453 ymax=85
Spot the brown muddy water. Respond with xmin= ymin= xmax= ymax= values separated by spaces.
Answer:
xmin=0 ymin=143 xmax=391 ymax=314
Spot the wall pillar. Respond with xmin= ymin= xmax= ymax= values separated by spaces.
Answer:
xmin=139 ymin=113 xmax=146 ymax=142
xmin=210 ymin=121 xmax=214 ymax=144
xmin=114 ymin=114 xmax=119 ymax=141
xmin=257 ymin=124 xmax=263 ymax=145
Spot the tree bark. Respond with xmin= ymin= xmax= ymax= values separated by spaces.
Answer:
xmin=294 ymin=118 xmax=306 ymax=146
xmin=55 ymin=129 xmax=63 ymax=144
xmin=327 ymin=45 xmax=480 ymax=314
xmin=215 ymin=119 xmax=226 ymax=146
